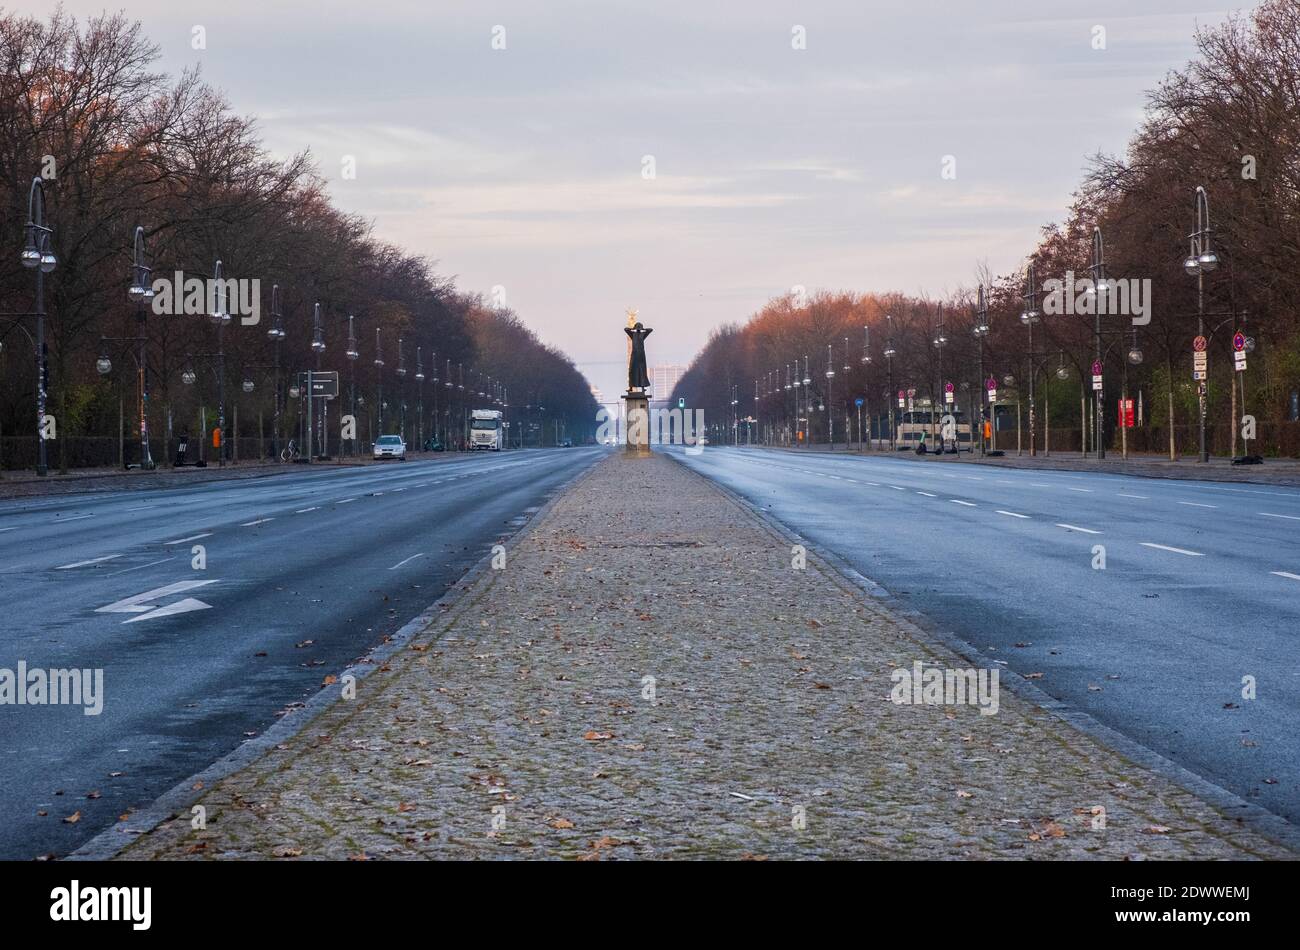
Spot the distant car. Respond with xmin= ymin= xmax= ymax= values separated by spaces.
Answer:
xmin=373 ymin=435 xmax=406 ymax=461
xmin=423 ymin=437 xmax=444 ymax=452
xmin=559 ymin=438 xmax=573 ymax=447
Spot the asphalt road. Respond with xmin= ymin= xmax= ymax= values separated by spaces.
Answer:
xmin=677 ymin=445 xmax=1300 ymax=826
xmin=0 ymin=447 xmax=603 ymax=859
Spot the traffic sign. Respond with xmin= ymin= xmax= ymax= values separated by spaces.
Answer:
xmin=944 ymin=381 xmax=954 ymax=394
xmin=1233 ymin=331 xmax=1246 ymax=352
xmin=986 ymin=377 xmax=997 ymax=391
xmin=1193 ymin=335 xmax=1208 ymax=352
xmin=297 ymin=370 xmax=339 ymax=398
xmin=987 ymin=388 xmax=997 ymax=403
xmin=944 ymin=390 xmax=954 ymax=404
xmin=1092 ymin=374 xmax=1103 ymax=392
xmin=854 ymin=397 xmax=864 ymax=407
xmin=1091 ymin=360 xmax=1103 ymax=376
xmin=1234 ymin=352 xmax=1247 ymax=372
xmin=1193 ymin=371 xmax=1207 ymax=380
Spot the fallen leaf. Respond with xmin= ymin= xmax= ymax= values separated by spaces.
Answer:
xmin=62 ymin=811 xmax=81 ymax=824
xmin=549 ymin=818 xmax=575 ymax=829
xmin=583 ymin=731 xmax=614 ymax=741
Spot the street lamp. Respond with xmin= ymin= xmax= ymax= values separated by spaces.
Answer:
xmin=1087 ymin=227 xmax=1108 ymax=459
xmin=210 ymin=259 xmax=229 ymax=466
xmin=1020 ymin=263 xmax=1041 ymax=456
xmin=346 ymin=314 xmax=358 ymax=456
xmin=883 ymin=315 xmax=897 ymax=450
xmin=1186 ymin=185 xmax=1217 ymax=462
xmin=974 ymin=284 xmax=990 ymax=456
xmin=825 ymin=343 xmax=835 ymax=449
xmin=860 ymin=324 xmax=872 ymax=450
xmin=22 ymin=177 xmax=56 ymax=475
xmin=268 ymin=284 xmax=287 ymax=460
xmin=374 ymin=327 xmax=384 ymax=434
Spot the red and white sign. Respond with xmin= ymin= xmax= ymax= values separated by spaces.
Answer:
xmin=1117 ymin=398 xmax=1135 ymax=429
xmin=1193 ymin=335 xmax=1208 ymax=352
xmin=1233 ymin=331 xmax=1246 ymax=352
xmin=1091 ymin=360 xmax=1103 ymax=376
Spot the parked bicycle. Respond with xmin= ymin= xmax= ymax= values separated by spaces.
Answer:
xmin=280 ymin=439 xmax=300 ymax=462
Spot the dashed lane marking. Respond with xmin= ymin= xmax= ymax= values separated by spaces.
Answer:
xmin=1140 ymin=542 xmax=1204 ymax=557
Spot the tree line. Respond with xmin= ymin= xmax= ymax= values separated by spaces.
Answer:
xmin=0 ymin=9 xmax=597 ymax=470
xmin=672 ymin=0 xmax=1300 ymax=459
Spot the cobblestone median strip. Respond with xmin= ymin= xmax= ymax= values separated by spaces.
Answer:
xmin=115 ymin=452 xmax=1293 ymax=860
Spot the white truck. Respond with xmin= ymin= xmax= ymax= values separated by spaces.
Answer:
xmin=470 ymin=409 xmax=505 ymax=451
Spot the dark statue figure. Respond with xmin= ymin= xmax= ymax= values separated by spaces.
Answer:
xmin=625 ymin=321 xmax=652 ymax=393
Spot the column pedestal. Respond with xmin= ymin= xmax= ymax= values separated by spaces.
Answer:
xmin=624 ymin=392 xmax=651 ymax=456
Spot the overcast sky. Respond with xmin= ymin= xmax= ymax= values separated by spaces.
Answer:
xmin=25 ymin=1 xmax=1250 ymax=399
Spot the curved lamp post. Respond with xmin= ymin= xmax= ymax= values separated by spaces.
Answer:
xmin=1185 ymin=185 xmax=1218 ymax=462
xmin=1020 ymin=263 xmax=1041 ymax=457
xmin=22 ymin=177 xmax=56 ymax=475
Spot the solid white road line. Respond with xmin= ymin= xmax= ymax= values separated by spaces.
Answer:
xmin=1118 ymin=493 xmax=1149 ymax=499
xmin=1140 ymin=542 xmax=1204 ymax=557
xmin=0 ymin=527 xmax=19 ymax=533
xmin=124 ymin=505 xmax=157 ymax=512
xmin=890 ymin=485 xmax=907 ymax=491
xmin=917 ymin=491 xmax=937 ymax=497
xmin=295 ymin=507 xmax=320 ymax=513
xmin=1056 ymin=523 xmax=1101 ymax=534
xmin=336 ymin=498 xmax=358 ymax=504
xmin=389 ymin=553 xmax=425 ymax=570
xmin=1271 ymin=571 xmax=1300 ymax=582
xmin=57 ymin=555 xmax=121 ymax=570
xmin=950 ymin=500 xmax=977 ymax=507
xmin=240 ymin=518 xmax=274 ymax=527
xmin=996 ymin=510 xmax=1029 ymax=519
xmin=1260 ymin=512 xmax=1300 ymax=521
xmin=1067 ymin=488 xmax=1093 ymax=493
xmin=55 ymin=514 xmax=94 ymax=523
xmin=1177 ymin=501 xmax=1218 ymax=509
xmin=165 ymin=533 xmax=212 ymax=545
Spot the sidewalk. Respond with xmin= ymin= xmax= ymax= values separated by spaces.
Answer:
xmin=107 ymin=451 xmax=1294 ymax=860
xmin=775 ymin=443 xmax=1300 ymax=488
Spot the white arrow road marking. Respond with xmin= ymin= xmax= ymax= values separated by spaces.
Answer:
xmin=1141 ymin=542 xmax=1204 ymax=557
xmin=96 ymin=580 xmax=218 ymax=623
xmin=123 ymin=597 xmax=212 ymax=623
xmin=57 ymin=555 xmax=122 ymax=570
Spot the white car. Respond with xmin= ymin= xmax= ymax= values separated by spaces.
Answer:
xmin=373 ymin=435 xmax=406 ymax=461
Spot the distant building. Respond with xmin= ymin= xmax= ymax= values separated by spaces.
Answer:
xmin=651 ymin=364 xmax=687 ymax=400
